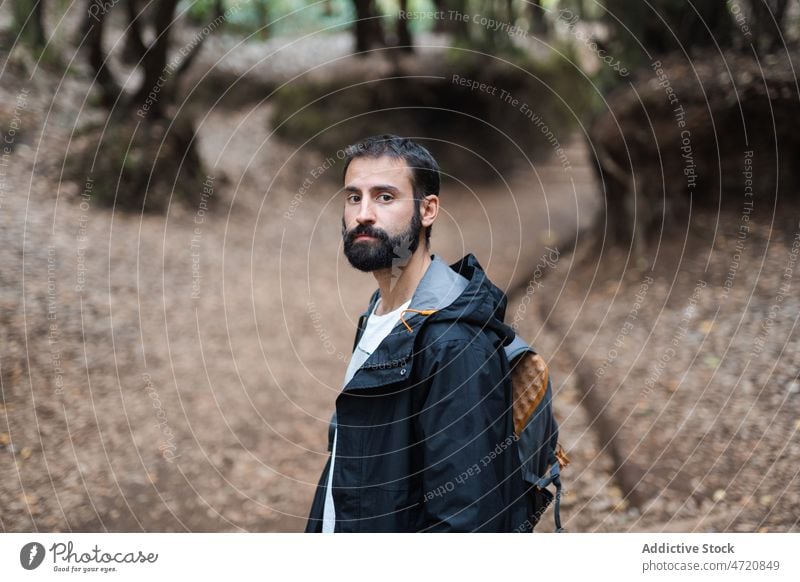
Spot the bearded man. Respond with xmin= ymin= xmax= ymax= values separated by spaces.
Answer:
xmin=305 ymin=134 xmax=541 ymax=533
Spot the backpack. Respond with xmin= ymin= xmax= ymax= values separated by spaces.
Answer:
xmin=508 ymin=348 xmax=569 ymax=532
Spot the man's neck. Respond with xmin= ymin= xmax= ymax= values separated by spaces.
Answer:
xmin=372 ymin=248 xmax=432 ymax=315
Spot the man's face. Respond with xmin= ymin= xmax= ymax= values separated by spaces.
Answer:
xmin=341 ymin=156 xmax=422 ymax=272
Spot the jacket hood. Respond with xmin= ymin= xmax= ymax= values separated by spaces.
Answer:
xmin=356 ymin=254 xmax=532 ymax=373
xmin=413 ymin=254 xmax=516 ymax=344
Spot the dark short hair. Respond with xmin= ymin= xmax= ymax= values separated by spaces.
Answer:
xmin=342 ymin=134 xmax=439 ymax=248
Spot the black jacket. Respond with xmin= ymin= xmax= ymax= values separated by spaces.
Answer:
xmin=305 ymin=254 xmax=536 ymax=532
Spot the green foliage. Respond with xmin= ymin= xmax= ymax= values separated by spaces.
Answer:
xmin=182 ymin=0 xmax=449 ymax=39
xmin=183 ymin=0 xmax=353 ymax=37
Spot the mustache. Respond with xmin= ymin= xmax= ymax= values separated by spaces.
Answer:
xmin=343 ymin=224 xmax=389 ymax=244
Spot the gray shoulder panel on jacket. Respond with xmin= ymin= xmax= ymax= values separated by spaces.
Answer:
xmin=409 ymin=254 xmax=469 ymax=312
xmin=504 ymin=333 xmax=533 ymax=363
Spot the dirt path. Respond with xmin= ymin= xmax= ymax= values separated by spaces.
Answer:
xmin=8 ymin=23 xmax=794 ymax=534
xmin=0 ymin=49 xmax=597 ymax=532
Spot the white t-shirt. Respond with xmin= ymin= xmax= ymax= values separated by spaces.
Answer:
xmin=322 ymin=296 xmax=412 ymax=533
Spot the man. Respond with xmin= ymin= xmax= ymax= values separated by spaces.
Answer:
xmin=305 ymin=134 xmax=540 ymax=533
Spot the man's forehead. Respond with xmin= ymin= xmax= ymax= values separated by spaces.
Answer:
xmin=344 ymin=156 xmax=412 ymax=188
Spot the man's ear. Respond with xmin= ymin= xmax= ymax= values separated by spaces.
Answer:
xmin=420 ymin=194 xmax=439 ymax=228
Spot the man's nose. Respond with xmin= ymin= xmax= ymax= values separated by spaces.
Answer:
xmin=355 ymin=198 xmax=376 ymax=225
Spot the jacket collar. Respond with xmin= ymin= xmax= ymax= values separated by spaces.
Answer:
xmin=344 ymin=254 xmax=465 ymax=391
xmin=361 ymin=254 xmax=468 ymax=319
xmin=343 ymin=253 xmax=532 ymax=392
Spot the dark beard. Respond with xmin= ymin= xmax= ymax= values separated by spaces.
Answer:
xmin=341 ymin=208 xmax=422 ymax=272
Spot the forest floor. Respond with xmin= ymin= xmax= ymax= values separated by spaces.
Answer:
xmin=1 ymin=27 xmax=798 ymax=533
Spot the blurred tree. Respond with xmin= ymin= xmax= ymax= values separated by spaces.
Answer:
xmin=599 ymin=0 xmax=733 ymax=66
xmin=561 ymin=0 xmax=586 ymax=19
xmin=12 ymin=0 xmax=47 ymax=51
xmin=353 ymin=0 xmax=385 ymax=53
xmin=253 ymin=0 xmax=270 ymax=39
xmin=747 ymin=0 xmax=791 ymax=53
xmin=84 ymin=0 xmax=225 ymax=118
xmin=505 ymin=0 xmax=515 ymax=21
xmin=121 ymin=0 xmax=149 ymax=65
xmin=528 ymin=0 xmax=548 ymax=36
xmin=396 ymin=0 xmax=413 ymax=51
xmin=76 ymin=0 xmax=220 ymax=211
xmin=466 ymin=0 xmax=517 ymax=53
xmin=432 ymin=0 xmax=448 ymax=33
xmin=438 ymin=0 xmax=470 ymax=39
xmin=130 ymin=0 xmax=180 ymax=116
xmin=85 ymin=1 xmax=119 ymax=109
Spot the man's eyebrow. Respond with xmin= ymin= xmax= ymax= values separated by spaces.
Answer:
xmin=343 ymin=184 xmax=402 ymax=195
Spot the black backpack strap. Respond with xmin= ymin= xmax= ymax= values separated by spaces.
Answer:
xmin=531 ymin=449 xmax=564 ymax=532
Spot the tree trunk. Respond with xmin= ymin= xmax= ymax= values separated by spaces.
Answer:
xmin=396 ymin=0 xmax=413 ymax=52
xmin=13 ymin=0 xmax=47 ymax=50
xmin=748 ymin=0 xmax=790 ymax=53
xmin=506 ymin=0 xmax=515 ymax=22
xmin=77 ymin=0 xmax=210 ymax=214
xmin=132 ymin=0 xmax=179 ymax=118
xmin=171 ymin=0 xmax=224 ymax=81
xmin=529 ymin=0 xmax=548 ymax=36
xmin=122 ymin=0 xmax=149 ymax=64
xmin=353 ymin=0 xmax=384 ymax=54
xmin=254 ymin=0 xmax=270 ymax=39
xmin=432 ymin=0 xmax=447 ymax=33
xmin=85 ymin=0 xmax=119 ymax=109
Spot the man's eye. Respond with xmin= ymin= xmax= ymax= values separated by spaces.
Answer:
xmin=346 ymin=194 xmax=361 ymax=204
xmin=377 ymin=193 xmax=393 ymax=202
